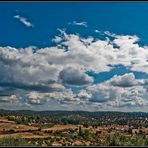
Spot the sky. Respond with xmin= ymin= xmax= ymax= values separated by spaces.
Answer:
xmin=0 ymin=2 xmax=148 ymax=112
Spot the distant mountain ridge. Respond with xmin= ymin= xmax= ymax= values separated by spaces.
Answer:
xmin=0 ymin=109 xmax=148 ymax=116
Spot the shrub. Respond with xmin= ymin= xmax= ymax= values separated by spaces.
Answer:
xmin=0 ymin=137 xmax=33 ymax=146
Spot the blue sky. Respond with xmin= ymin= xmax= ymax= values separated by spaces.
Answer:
xmin=1 ymin=2 xmax=148 ymax=47
xmin=0 ymin=2 xmax=148 ymax=111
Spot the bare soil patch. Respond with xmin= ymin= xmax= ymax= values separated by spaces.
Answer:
xmin=42 ymin=124 xmax=78 ymax=132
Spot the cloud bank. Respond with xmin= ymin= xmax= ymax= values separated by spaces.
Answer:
xmin=0 ymin=29 xmax=148 ymax=111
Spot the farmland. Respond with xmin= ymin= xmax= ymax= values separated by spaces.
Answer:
xmin=0 ymin=110 xmax=148 ymax=146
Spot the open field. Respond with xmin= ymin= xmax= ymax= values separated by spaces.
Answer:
xmin=0 ymin=123 xmax=38 ymax=132
xmin=42 ymin=124 xmax=78 ymax=132
xmin=0 ymin=132 xmax=51 ymax=139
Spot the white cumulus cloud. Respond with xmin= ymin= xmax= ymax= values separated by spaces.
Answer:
xmin=0 ymin=29 xmax=148 ymax=111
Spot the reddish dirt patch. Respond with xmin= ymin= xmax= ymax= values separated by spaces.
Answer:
xmin=0 ymin=117 xmax=15 ymax=123
xmin=42 ymin=124 xmax=78 ymax=132
xmin=0 ymin=132 xmax=51 ymax=139
xmin=0 ymin=122 xmax=38 ymax=132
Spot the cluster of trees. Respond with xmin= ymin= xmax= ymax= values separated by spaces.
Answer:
xmin=6 ymin=114 xmax=148 ymax=130
xmin=1 ymin=110 xmax=147 ymax=127
xmin=7 ymin=115 xmax=42 ymax=124
xmin=0 ymin=137 xmax=33 ymax=146
xmin=0 ymin=137 xmax=53 ymax=146
xmin=1 ymin=131 xmax=148 ymax=146
xmin=105 ymin=133 xmax=148 ymax=146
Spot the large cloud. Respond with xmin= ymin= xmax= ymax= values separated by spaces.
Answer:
xmin=85 ymin=73 xmax=148 ymax=108
xmin=110 ymin=73 xmax=144 ymax=87
xmin=59 ymin=67 xmax=94 ymax=86
xmin=0 ymin=30 xmax=148 ymax=110
xmin=52 ymin=30 xmax=148 ymax=73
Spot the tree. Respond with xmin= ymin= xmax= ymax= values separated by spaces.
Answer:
xmin=78 ymin=126 xmax=82 ymax=135
xmin=128 ymin=128 xmax=132 ymax=135
xmin=83 ymin=123 xmax=89 ymax=128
